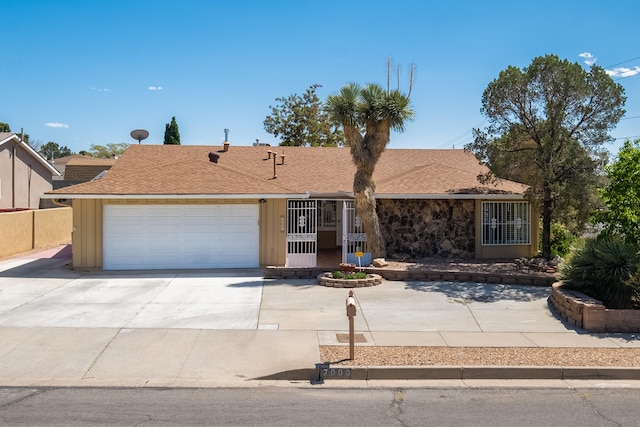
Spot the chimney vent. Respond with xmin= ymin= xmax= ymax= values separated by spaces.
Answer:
xmin=223 ymin=141 xmax=230 ymax=152
xmin=209 ymin=152 xmax=220 ymax=163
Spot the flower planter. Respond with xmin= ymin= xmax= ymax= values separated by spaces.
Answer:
xmin=317 ymin=272 xmax=383 ymax=288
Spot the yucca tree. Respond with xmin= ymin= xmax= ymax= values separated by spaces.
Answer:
xmin=326 ymin=78 xmax=414 ymax=258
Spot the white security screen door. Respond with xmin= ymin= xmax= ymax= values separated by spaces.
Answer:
xmin=286 ymin=200 xmax=317 ymax=267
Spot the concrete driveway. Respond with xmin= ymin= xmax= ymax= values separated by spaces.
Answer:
xmin=1 ymin=245 xmax=570 ymax=337
xmin=0 ymin=250 xmax=265 ymax=329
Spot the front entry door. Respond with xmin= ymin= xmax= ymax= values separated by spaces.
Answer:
xmin=342 ymin=200 xmax=372 ymax=266
xmin=286 ymin=200 xmax=317 ymax=267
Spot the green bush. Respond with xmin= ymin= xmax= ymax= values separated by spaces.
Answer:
xmin=560 ymin=237 xmax=640 ymax=309
xmin=539 ymin=222 xmax=575 ymax=258
xmin=332 ymin=271 xmax=367 ymax=280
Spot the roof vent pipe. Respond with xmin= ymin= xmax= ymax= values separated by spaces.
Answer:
xmin=223 ymin=129 xmax=230 ymax=151
xmin=272 ymin=152 xmax=277 ymax=178
xmin=280 ymin=150 xmax=285 ymax=165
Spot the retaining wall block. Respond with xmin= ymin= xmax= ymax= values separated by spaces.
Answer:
xmin=583 ymin=304 xmax=606 ymax=333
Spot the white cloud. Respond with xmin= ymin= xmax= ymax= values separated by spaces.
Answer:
xmin=148 ymin=86 xmax=163 ymax=91
xmin=45 ymin=122 xmax=69 ymax=128
xmin=579 ymin=52 xmax=597 ymax=66
xmin=91 ymin=87 xmax=111 ymax=92
xmin=606 ymin=66 xmax=640 ymax=78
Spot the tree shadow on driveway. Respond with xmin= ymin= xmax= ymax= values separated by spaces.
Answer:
xmin=405 ymin=281 xmax=550 ymax=303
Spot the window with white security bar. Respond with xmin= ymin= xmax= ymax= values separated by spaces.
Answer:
xmin=482 ymin=201 xmax=530 ymax=245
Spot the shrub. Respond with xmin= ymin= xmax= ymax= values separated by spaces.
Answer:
xmin=539 ymin=222 xmax=575 ymax=258
xmin=332 ymin=271 xmax=367 ymax=280
xmin=560 ymin=237 xmax=640 ymax=309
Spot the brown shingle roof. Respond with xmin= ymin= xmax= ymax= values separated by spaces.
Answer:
xmin=46 ymin=144 xmax=527 ymax=197
xmin=65 ymin=156 xmax=118 ymax=166
xmin=64 ymin=157 xmax=117 ymax=182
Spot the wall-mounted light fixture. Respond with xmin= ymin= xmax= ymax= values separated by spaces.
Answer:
xmin=259 ymin=198 xmax=267 ymax=204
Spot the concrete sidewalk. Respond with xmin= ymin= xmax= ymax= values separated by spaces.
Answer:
xmin=0 ymin=245 xmax=639 ymax=388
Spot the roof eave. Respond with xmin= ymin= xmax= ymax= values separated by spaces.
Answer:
xmin=43 ymin=192 xmax=526 ymax=200
xmin=375 ymin=193 xmax=526 ymax=200
xmin=41 ymin=193 xmax=311 ymax=200
xmin=305 ymin=190 xmax=354 ymax=199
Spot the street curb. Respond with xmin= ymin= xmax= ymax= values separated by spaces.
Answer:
xmin=256 ymin=366 xmax=640 ymax=382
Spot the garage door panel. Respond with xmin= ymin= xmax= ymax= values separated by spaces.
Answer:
xmin=103 ymin=204 xmax=259 ymax=270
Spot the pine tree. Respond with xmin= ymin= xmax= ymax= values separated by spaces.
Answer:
xmin=163 ymin=117 xmax=181 ymax=145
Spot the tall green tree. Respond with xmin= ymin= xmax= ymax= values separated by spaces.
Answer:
xmin=40 ymin=141 xmax=74 ymax=159
xmin=481 ymin=128 xmax=607 ymax=235
xmin=327 ymin=67 xmax=414 ymax=258
xmin=0 ymin=123 xmax=30 ymax=144
xmin=465 ymin=54 xmax=626 ymax=259
xmin=594 ymin=139 xmax=640 ymax=245
xmin=264 ymin=84 xmax=345 ymax=146
xmin=163 ymin=116 xmax=181 ymax=145
xmin=87 ymin=143 xmax=129 ymax=158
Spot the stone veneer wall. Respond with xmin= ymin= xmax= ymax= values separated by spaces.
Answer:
xmin=377 ymin=199 xmax=475 ymax=259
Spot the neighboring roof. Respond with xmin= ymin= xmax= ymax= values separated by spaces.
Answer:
xmin=63 ymin=156 xmax=118 ymax=182
xmin=65 ymin=156 xmax=119 ymax=166
xmin=45 ymin=144 xmax=527 ymax=199
xmin=52 ymin=154 xmax=117 ymax=167
xmin=0 ymin=132 xmax=61 ymax=176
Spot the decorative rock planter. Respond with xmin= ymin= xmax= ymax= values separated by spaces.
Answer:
xmin=317 ymin=272 xmax=383 ymax=288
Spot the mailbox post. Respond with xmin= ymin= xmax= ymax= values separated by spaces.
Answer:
xmin=346 ymin=290 xmax=357 ymax=360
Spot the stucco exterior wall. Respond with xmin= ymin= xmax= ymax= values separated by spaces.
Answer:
xmin=0 ymin=207 xmax=71 ymax=258
xmin=33 ymin=207 xmax=73 ymax=249
xmin=0 ymin=145 xmax=12 ymax=208
xmin=0 ymin=210 xmax=33 ymax=257
xmin=71 ymin=198 xmax=287 ymax=269
xmin=0 ymin=141 xmax=53 ymax=209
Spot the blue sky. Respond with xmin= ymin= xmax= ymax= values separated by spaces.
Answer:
xmin=3 ymin=0 xmax=639 ymax=156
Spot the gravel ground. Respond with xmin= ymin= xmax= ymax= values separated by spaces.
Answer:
xmin=382 ymin=257 xmax=556 ymax=278
xmin=320 ymin=346 xmax=640 ymax=367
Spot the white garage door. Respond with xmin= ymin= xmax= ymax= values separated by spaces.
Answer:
xmin=103 ymin=204 xmax=259 ymax=270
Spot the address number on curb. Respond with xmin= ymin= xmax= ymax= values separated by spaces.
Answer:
xmin=322 ymin=368 xmax=352 ymax=379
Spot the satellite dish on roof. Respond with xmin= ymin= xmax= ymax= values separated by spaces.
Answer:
xmin=130 ymin=129 xmax=149 ymax=144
